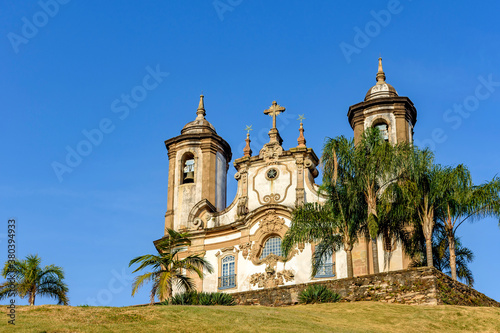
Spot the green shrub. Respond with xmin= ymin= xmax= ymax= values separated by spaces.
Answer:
xmin=298 ymin=284 xmax=341 ymax=304
xmin=164 ymin=291 xmax=235 ymax=306
xmin=168 ymin=291 xmax=199 ymax=305
xmin=197 ymin=292 xmax=235 ymax=305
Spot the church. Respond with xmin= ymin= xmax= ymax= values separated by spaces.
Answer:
xmin=154 ymin=58 xmax=418 ymax=293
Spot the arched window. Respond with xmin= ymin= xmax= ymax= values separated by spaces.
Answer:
xmin=374 ymin=122 xmax=389 ymax=142
xmin=260 ymin=237 xmax=282 ymax=259
xmin=181 ymin=153 xmax=195 ymax=184
xmin=219 ymin=255 xmax=236 ymax=289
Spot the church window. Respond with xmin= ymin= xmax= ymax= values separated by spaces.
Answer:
xmin=374 ymin=123 xmax=389 ymax=142
xmin=219 ymin=255 xmax=236 ymax=289
xmin=314 ymin=252 xmax=335 ymax=278
xmin=266 ymin=168 xmax=278 ymax=180
xmin=260 ymin=237 xmax=282 ymax=259
xmin=181 ymin=153 xmax=195 ymax=184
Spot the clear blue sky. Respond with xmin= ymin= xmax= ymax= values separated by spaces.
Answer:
xmin=1 ymin=1 xmax=499 ymax=306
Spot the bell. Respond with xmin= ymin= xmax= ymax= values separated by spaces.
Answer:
xmin=184 ymin=171 xmax=194 ymax=183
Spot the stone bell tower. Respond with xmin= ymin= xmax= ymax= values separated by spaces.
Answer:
xmin=347 ymin=58 xmax=417 ymax=144
xmin=164 ymin=95 xmax=232 ymax=232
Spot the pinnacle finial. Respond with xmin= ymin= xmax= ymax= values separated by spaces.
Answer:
xmin=297 ymin=117 xmax=306 ymax=148
xmin=196 ymin=94 xmax=205 ymax=120
xmin=376 ymin=57 xmax=386 ymax=84
xmin=243 ymin=126 xmax=252 ymax=157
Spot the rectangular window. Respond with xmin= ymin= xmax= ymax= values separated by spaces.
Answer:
xmin=219 ymin=255 xmax=236 ymax=289
xmin=315 ymin=253 xmax=336 ymax=278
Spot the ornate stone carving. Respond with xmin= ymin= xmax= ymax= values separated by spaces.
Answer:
xmin=239 ymin=242 xmax=252 ymax=260
xmin=250 ymin=266 xmax=295 ymax=288
xmin=237 ymin=196 xmax=248 ymax=216
xmin=192 ymin=218 xmax=204 ymax=230
xmin=259 ymin=142 xmax=283 ymax=165
xmin=261 ymin=254 xmax=280 ymax=268
xmin=260 ymin=210 xmax=285 ymax=234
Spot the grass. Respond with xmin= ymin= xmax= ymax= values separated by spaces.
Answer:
xmin=2 ymin=302 xmax=500 ymax=332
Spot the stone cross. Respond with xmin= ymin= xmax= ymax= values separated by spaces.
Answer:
xmin=264 ymin=101 xmax=286 ymax=130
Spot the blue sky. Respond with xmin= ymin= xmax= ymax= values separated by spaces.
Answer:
xmin=1 ymin=0 xmax=499 ymax=306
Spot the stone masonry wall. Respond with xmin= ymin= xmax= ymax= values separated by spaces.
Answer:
xmin=230 ymin=267 xmax=499 ymax=307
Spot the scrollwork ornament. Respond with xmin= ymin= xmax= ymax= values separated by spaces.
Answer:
xmin=263 ymin=193 xmax=281 ymax=205
xmin=192 ymin=218 xmax=204 ymax=230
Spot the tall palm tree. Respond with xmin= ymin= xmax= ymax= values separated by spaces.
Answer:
xmin=432 ymin=225 xmax=475 ymax=286
xmin=353 ymin=128 xmax=411 ymax=273
xmin=283 ymin=136 xmax=366 ymax=278
xmin=129 ymin=228 xmax=214 ymax=304
xmin=439 ymin=165 xmax=500 ymax=280
xmin=410 ymin=222 xmax=475 ymax=286
xmin=401 ymin=147 xmax=452 ymax=268
xmin=0 ymin=254 xmax=69 ymax=306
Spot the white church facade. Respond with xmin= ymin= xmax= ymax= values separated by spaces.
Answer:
xmin=154 ymin=59 xmax=418 ymax=293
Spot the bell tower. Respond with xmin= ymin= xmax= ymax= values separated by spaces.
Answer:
xmin=164 ymin=95 xmax=232 ymax=232
xmin=347 ymin=58 xmax=417 ymax=144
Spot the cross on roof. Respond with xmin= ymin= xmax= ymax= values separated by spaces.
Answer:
xmin=264 ymin=101 xmax=286 ymax=130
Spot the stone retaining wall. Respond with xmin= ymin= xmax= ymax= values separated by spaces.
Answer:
xmin=230 ymin=267 xmax=499 ymax=307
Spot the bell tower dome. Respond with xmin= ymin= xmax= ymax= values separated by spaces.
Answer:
xmin=164 ymin=95 xmax=232 ymax=232
xmin=347 ymin=58 xmax=417 ymax=144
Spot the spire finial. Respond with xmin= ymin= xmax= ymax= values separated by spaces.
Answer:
xmin=243 ymin=125 xmax=253 ymax=157
xmin=376 ymin=57 xmax=386 ymax=84
xmin=297 ymin=115 xmax=306 ymax=148
xmin=196 ymin=94 xmax=206 ymax=120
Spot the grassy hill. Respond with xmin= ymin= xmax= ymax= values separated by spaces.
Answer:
xmin=2 ymin=302 xmax=500 ymax=332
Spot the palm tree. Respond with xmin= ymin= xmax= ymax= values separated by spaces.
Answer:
xmin=353 ymin=128 xmax=411 ymax=273
xmin=401 ymin=147 xmax=451 ymax=268
xmin=432 ymin=225 xmax=475 ymax=286
xmin=439 ymin=165 xmax=500 ymax=280
xmin=283 ymin=136 xmax=366 ymax=278
xmin=410 ymin=222 xmax=475 ymax=286
xmin=0 ymin=254 xmax=69 ymax=306
xmin=129 ymin=228 xmax=214 ymax=304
